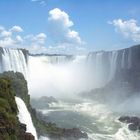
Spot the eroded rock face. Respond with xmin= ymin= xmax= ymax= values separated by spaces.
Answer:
xmin=25 ymin=132 xmax=35 ymax=140
xmin=49 ymin=127 xmax=88 ymax=140
xmin=119 ymin=116 xmax=140 ymax=131
xmin=20 ymin=123 xmax=35 ymax=140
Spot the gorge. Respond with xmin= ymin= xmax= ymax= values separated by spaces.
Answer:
xmin=0 ymin=45 xmax=140 ymax=140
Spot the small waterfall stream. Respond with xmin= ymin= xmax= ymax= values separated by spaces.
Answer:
xmin=15 ymin=97 xmax=38 ymax=140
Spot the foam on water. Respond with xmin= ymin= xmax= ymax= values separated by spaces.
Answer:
xmin=39 ymin=99 xmax=140 ymax=140
xmin=39 ymin=136 xmax=50 ymax=140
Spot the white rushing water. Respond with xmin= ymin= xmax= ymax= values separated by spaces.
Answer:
xmin=1 ymin=48 xmax=27 ymax=77
xmin=108 ymin=51 xmax=118 ymax=81
xmin=40 ymin=99 xmax=140 ymax=140
xmin=15 ymin=97 xmax=38 ymax=140
xmin=128 ymin=48 xmax=132 ymax=69
xmin=121 ymin=50 xmax=125 ymax=69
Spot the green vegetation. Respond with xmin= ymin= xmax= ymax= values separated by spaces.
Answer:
xmin=0 ymin=71 xmax=64 ymax=138
xmin=0 ymin=71 xmax=35 ymax=140
xmin=0 ymin=76 xmax=19 ymax=140
xmin=0 ymin=71 xmax=30 ymax=107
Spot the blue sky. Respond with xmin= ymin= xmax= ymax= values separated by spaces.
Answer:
xmin=0 ymin=0 xmax=140 ymax=54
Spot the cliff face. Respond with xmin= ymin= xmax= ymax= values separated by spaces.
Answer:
xmin=0 ymin=73 xmax=35 ymax=140
xmin=115 ymin=45 xmax=140 ymax=91
xmin=81 ymin=45 xmax=140 ymax=101
xmin=108 ymin=45 xmax=140 ymax=92
xmin=87 ymin=45 xmax=140 ymax=92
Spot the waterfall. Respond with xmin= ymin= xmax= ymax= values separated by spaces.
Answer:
xmin=121 ymin=50 xmax=125 ymax=69
xmin=1 ymin=48 xmax=27 ymax=77
xmin=121 ymin=48 xmax=132 ymax=69
xmin=128 ymin=48 xmax=132 ymax=69
xmin=15 ymin=97 xmax=38 ymax=140
xmin=108 ymin=51 xmax=118 ymax=81
xmin=47 ymin=55 xmax=73 ymax=64
xmin=30 ymin=55 xmax=73 ymax=65
xmin=95 ymin=52 xmax=103 ymax=74
xmin=72 ymin=55 xmax=87 ymax=64
xmin=87 ymin=48 xmax=133 ymax=83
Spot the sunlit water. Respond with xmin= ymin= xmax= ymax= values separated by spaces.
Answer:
xmin=39 ymin=99 xmax=140 ymax=140
xmin=15 ymin=97 xmax=38 ymax=140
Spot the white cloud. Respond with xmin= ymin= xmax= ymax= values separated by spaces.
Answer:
xmin=0 ymin=25 xmax=24 ymax=47
xmin=0 ymin=26 xmax=4 ymax=31
xmin=1 ymin=30 xmax=12 ymax=37
xmin=25 ymin=33 xmax=47 ymax=45
xmin=48 ymin=8 xmax=84 ymax=47
xmin=10 ymin=26 xmax=23 ymax=32
xmin=34 ymin=33 xmax=47 ymax=44
xmin=0 ymin=25 xmax=23 ymax=38
xmin=48 ymin=8 xmax=73 ymax=27
xmin=0 ymin=37 xmax=15 ymax=47
xmin=0 ymin=36 xmax=23 ymax=47
xmin=0 ymin=25 xmax=47 ymax=53
xmin=31 ymin=0 xmax=46 ymax=6
xmin=110 ymin=19 xmax=140 ymax=42
xmin=16 ymin=35 xmax=23 ymax=43
xmin=23 ymin=33 xmax=47 ymax=53
xmin=0 ymin=26 xmax=11 ymax=37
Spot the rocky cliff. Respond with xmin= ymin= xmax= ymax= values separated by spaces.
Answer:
xmin=0 ymin=73 xmax=35 ymax=140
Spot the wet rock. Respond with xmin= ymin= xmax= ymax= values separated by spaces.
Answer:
xmin=62 ymin=128 xmax=88 ymax=138
xmin=20 ymin=123 xmax=27 ymax=132
xmin=128 ymin=123 xmax=138 ymax=131
xmin=25 ymin=132 xmax=35 ymax=140
xmin=18 ymin=123 xmax=35 ymax=140
xmin=119 ymin=116 xmax=140 ymax=132
xmin=119 ymin=116 xmax=131 ymax=123
xmin=119 ymin=116 xmax=140 ymax=124
xmin=49 ymin=127 xmax=88 ymax=139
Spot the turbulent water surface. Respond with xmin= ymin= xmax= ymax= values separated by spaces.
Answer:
xmin=40 ymin=98 xmax=140 ymax=140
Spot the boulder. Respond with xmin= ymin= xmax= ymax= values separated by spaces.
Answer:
xmin=119 ymin=116 xmax=140 ymax=132
xmin=128 ymin=123 xmax=138 ymax=131
xmin=25 ymin=132 xmax=35 ymax=140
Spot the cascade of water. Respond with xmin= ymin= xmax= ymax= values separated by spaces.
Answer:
xmin=15 ymin=97 xmax=38 ymax=140
xmin=72 ymin=55 xmax=87 ymax=64
xmin=121 ymin=50 xmax=125 ymax=69
xmin=1 ymin=48 xmax=27 ymax=77
xmin=43 ymin=55 xmax=73 ymax=64
xmin=128 ymin=48 xmax=132 ymax=69
xmin=108 ymin=51 xmax=118 ymax=81
xmin=95 ymin=52 xmax=103 ymax=73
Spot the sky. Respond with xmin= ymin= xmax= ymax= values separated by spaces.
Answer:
xmin=0 ymin=0 xmax=140 ymax=54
